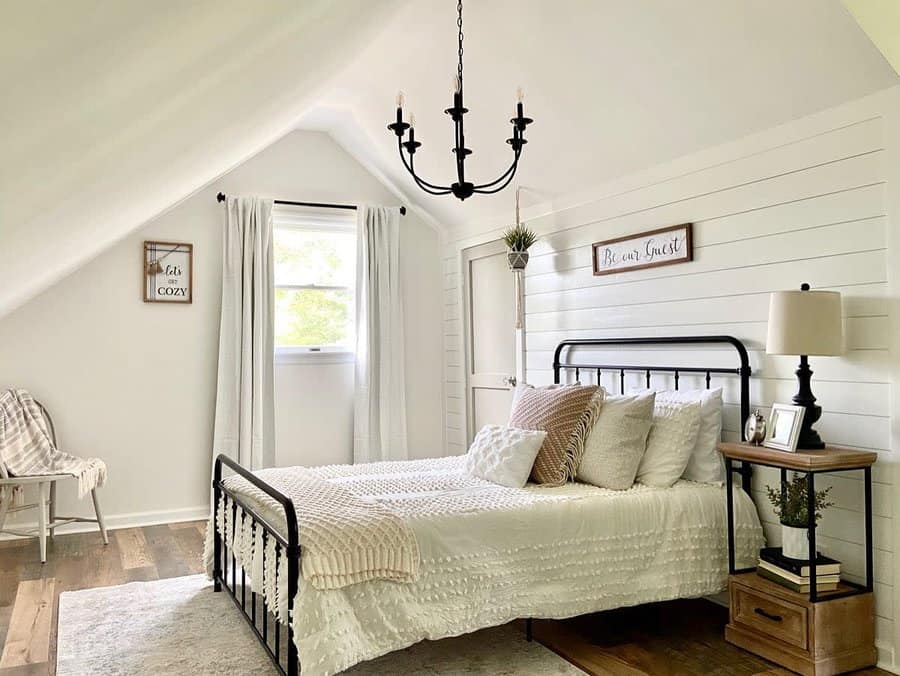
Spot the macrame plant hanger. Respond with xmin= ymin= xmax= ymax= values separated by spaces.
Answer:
xmin=514 ymin=186 xmax=524 ymax=330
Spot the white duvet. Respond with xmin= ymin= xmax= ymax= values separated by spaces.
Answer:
xmin=211 ymin=455 xmax=763 ymax=676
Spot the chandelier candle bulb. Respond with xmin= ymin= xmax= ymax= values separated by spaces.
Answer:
xmin=396 ymin=91 xmax=404 ymax=108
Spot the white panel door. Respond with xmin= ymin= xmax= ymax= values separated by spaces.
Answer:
xmin=462 ymin=240 xmax=521 ymax=443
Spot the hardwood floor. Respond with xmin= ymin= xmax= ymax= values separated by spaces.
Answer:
xmin=0 ymin=522 xmax=887 ymax=675
xmin=0 ymin=521 xmax=206 ymax=675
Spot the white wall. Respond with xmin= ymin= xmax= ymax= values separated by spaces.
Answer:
xmin=0 ymin=130 xmax=444 ymax=530
xmin=442 ymin=86 xmax=900 ymax=670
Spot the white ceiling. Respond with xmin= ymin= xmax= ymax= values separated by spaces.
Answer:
xmin=0 ymin=0 xmax=403 ymax=318
xmin=1 ymin=0 xmax=896 ymax=318
xmin=303 ymin=0 xmax=898 ymax=232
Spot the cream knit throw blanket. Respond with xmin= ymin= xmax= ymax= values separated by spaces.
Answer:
xmin=208 ymin=466 xmax=419 ymax=593
xmin=0 ymin=390 xmax=107 ymax=502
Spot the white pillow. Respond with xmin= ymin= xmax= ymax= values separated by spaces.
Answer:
xmin=636 ymin=399 xmax=701 ymax=488
xmin=577 ymin=391 xmax=655 ymax=490
xmin=465 ymin=425 xmax=547 ymax=488
xmin=655 ymin=388 xmax=724 ymax=484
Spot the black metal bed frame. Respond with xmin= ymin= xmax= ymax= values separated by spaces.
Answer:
xmin=212 ymin=334 xmax=754 ymax=674
xmin=213 ymin=455 xmax=300 ymax=674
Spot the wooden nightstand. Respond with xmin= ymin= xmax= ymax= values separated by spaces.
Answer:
xmin=718 ymin=442 xmax=878 ymax=676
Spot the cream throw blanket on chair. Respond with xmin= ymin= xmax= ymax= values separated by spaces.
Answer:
xmin=0 ymin=390 xmax=107 ymax=503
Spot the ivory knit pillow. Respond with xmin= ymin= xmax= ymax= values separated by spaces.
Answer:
xmin=577 ymin=391 xmax=655 ymax=490
xmin=654 ymin=388 xmax=724 ymax=484
xmin=508 ymin=384 xmax=603 ymax=486
xmin=636 ymin=399 xmax=701 ymax=488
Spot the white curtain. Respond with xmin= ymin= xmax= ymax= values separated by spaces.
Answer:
xmin=353 ymin=205 xmax=408 ymax=463
xmin=213 ymin=196 xmax=276 ymax=470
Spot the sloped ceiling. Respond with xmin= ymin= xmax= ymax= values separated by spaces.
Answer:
xmin=843 ymin=0 xmax=900 ymax=76
xmin=2 ymin=0 xmax=897 ymax=319
xmin=0 ymin=0 xmax=402 ymax=319
xmin=304 ymin=0 xmax=898 ymax=234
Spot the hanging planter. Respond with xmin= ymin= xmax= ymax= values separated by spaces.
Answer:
xmin=507 ymin=249 xmax=530 ymax=270
xmin=502 ymin=188 xmax=537 ymax=271
xmin=501 ymin=226 xmax=536 ymax=270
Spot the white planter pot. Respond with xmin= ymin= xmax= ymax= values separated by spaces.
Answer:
xmin=781 ymin=524 xmax=812 ymax=560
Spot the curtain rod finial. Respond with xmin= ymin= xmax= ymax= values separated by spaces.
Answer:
xmin=217 ymin=192 xmax=226 ymax=203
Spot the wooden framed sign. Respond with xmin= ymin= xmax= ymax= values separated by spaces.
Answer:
xmin=143 ymin=241 xmax=193 ymax=303
xmin=592 ymin=223 xmax=693 ymax=276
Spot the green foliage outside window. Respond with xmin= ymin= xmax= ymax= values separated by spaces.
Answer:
xmin=273 ymin=228 xmax=355 ymax=348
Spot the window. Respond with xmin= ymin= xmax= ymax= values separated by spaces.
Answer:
xmin=273 ymin=206 xmax=356 ymax=354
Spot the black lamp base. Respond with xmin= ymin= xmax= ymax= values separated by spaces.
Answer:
xmin=793 ymin=355 xmax=826 ymax=450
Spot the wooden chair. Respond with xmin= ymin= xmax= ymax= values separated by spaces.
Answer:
xmin=0 ymin=400 xmax=107 ymax=563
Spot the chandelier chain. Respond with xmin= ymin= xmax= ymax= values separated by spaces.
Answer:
xmin=457 ymin=0 xmax=464 ymax=84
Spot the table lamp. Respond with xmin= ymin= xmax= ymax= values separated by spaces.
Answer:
xmin=766 ymin=283 xmax=843 ymax=449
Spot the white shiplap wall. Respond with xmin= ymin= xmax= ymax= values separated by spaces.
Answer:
xmin=442 ymin=86 xmax=900 ymax=668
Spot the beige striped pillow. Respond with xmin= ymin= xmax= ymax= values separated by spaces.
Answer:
xmin=508 ymin=384 xmax=603 ymax=486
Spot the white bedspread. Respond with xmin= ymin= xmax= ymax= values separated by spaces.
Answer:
xmin=211 ymin=455 xmax=763 ymax=676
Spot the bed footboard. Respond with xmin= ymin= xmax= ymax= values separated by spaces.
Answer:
xmin=213 ymin=454 xmax=300 ymax=675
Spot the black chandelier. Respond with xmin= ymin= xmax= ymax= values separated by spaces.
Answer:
xmin=387 ymin=0 xmax=533 ymax=201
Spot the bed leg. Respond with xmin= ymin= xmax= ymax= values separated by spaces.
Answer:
xmin=213 ymin=455 xmax=223 ymax=593
xmin=286 ymin=496 xmax=300 ymax=674
xmin=526 ymin=618 xmax=533 ymax=642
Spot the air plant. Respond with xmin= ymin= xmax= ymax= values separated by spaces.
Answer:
xmin=501 ymin=224 xmax=537 ymax=252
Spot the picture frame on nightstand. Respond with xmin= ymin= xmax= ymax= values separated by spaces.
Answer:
xmin=763 ymin=403 xmax=805 ymax=452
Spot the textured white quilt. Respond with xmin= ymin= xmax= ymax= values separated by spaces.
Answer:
xmin=209 ymin=455 xmax=763 ymax=676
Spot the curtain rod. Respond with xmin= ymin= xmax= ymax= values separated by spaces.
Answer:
xmin=216 ymin=192 xmax=406 ymax=216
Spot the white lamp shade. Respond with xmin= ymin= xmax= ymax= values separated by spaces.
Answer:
xmin=766 ymin=289 xmax=843 ymax=356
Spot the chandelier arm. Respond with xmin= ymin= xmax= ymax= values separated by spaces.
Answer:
xmin=412 ymin=171 xmax=454 ymax=196
xmin=471 ymin=148 xmax=521 ymax=191
xmin=407 ymin=151 xmax=453 ymax=195
xmin=397 ymin=139 xmax=451 ymax=192
xmin=472 ymin=152 xmax=522 ymax=194
xmin=473 ymin=169 xmax=519 ymax=195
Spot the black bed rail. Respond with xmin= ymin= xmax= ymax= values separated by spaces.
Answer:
xmin=552 ymin=335 xmax=753 ymax=493
xmin=213 ymin=454 xmax=300 ymax=675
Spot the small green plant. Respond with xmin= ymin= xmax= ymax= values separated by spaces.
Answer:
xmin=501 ymin=224 xmax=537 ymax=251
xmin=766 ymin=474 xmax=834 ymax=528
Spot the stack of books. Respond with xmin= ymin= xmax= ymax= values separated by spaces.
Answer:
xmin=756 ymin=547 xmax=841 ymax=593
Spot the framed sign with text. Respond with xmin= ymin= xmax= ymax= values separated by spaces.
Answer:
xmin=592 ymin=223 xmax=692 ymax=276
xmin=143 ymin=241 xmax=193 ymax=303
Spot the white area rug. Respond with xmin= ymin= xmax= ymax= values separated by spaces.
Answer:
xmin=57 ymin=575 xmax=586 ymax=675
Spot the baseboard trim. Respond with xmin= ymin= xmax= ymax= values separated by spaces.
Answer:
xmin=0 ymin=505 xmax=210 ymax=540
xmin=877 ymin=641 xmax=898 ymax=674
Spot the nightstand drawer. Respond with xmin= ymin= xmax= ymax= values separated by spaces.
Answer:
xmin=731 ymin=583 xmax=808 ymax=650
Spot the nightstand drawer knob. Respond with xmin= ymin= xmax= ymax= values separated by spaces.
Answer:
xmin=754 ymin=607 xmax=783 ymax=622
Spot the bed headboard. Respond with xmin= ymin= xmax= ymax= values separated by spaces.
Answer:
xmin=552 ymin=335 xmax=752 ymax=492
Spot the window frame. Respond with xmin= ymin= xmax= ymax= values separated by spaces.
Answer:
xmin=272 ymin=207 xmax=357 ymax=360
